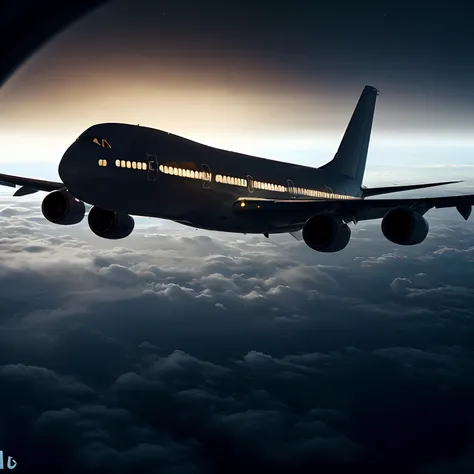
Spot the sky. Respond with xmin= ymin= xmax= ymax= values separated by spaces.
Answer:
xmin=0 ymin=0 xmax=473 ymax=174
xmin=0 ymin=0 xmax=474 ymax=473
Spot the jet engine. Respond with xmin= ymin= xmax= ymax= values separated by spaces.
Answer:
xmin=302 ymin=213 xmax=351 ymax=252
xmin=41 ymin=190 xmax=85 ymax=225
xmin=381 ymin=206 xmax=429 ymax=245
xmin=88 ymin=206 xmax=135 ymax=239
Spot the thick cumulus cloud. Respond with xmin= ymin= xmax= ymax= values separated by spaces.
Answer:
xmin=0 ymin=196 xmax=474 ymax=473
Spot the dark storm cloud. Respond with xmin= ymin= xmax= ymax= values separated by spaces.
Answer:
xmin=0 ymin=199 xmax=474 ymax=472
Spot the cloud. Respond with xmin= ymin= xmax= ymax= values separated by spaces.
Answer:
xmin=0 ymin=198 xmax=473 ymax=472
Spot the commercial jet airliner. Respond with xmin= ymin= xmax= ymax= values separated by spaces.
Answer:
xmin=0 ymin=85 xmax=472 ymax=252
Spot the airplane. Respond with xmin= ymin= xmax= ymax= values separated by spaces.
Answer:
xmin=0 ymin=85 xmax=472 ymax=253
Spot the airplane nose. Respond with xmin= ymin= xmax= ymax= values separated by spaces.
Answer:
xmin=58 ymin=142 xmax=80 ymax=188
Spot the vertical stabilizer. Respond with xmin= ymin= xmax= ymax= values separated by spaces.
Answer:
xmin=320 ymin=85 xmax=378 ymax=185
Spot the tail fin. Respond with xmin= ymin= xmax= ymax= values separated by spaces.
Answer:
xmin=320 ymin=85 xmax=378 ymax=185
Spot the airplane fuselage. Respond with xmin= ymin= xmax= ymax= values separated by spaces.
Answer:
xmin=59 ymin=123 xmax=360 ymax=234
xmin=3 ymin=86 xmax=471 ymax=251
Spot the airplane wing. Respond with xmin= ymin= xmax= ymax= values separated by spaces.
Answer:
xmin=0 ymin=173 xmax=64 ymax=196
xmin=361 ymin=180 xmax=462 ymax=197
xmin=234 ymin=194 xmax=474 ymax=228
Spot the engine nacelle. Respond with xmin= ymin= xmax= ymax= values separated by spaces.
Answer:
xmin=302 ymin=214 xmax=351 ymax=252
xmin=88 ymin=206 xmax=134 ymax=239
xmin=381 ymin=207 xmax=429 ymax=245
xmin=41 ymin=190 xmax=85 ymax=225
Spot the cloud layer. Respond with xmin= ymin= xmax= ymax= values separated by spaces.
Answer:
xmin=0 ymin=196 xmax=473 ymax=473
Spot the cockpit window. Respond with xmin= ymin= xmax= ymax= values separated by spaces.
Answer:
xmin=94 ymin=138 xmax=112 ymax=148
xmin=78 ymin=135 xmax=112 ymax=148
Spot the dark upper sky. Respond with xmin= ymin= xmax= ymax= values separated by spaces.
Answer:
xmin=1 ymin=0 xmax=473 ymax=144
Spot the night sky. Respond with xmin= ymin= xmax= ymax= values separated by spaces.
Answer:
xmin=0 ymin=1 xmax=474 ymax=473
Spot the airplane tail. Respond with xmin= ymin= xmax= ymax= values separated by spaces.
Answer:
xmin=320 ymin=85 xmax=378 ymax=186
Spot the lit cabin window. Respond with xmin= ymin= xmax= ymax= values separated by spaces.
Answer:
xmin=121 ymin=160 xmax=126 ymax=168
xmin=172 ymin=167 xmax=177 ymax=175
xmin=137 ymin=162 xmax=142 ymax=170
xmin=163 ymin=165 xmax=168 ymax=173
xmin=216 ymin=175 xmax=221 ymax=183
xmin=126 ymin=161 xmax=131 ymax=169
xmin=143 ymin=163 xmax=147 ymax=171
xmin=132 ymin=162 xmax=137 ymax=169
xmin=98 ymin=159 xmax=103 ymax=166
xmin=178 ymin=168 xmax=182 ymax=177
xmin=103 ymin=159 xmax=107 ymax=166
xmin=190 ymin=170 xmax=195 ymax=179
xmin=115 ymin=159 xmax=120 ymax=167
xmin=159 ymin=165 xmax=163 ymax=172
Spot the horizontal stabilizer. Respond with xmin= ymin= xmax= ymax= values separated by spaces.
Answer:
xmin=361 ymin=180 xmax=462 ymax=197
